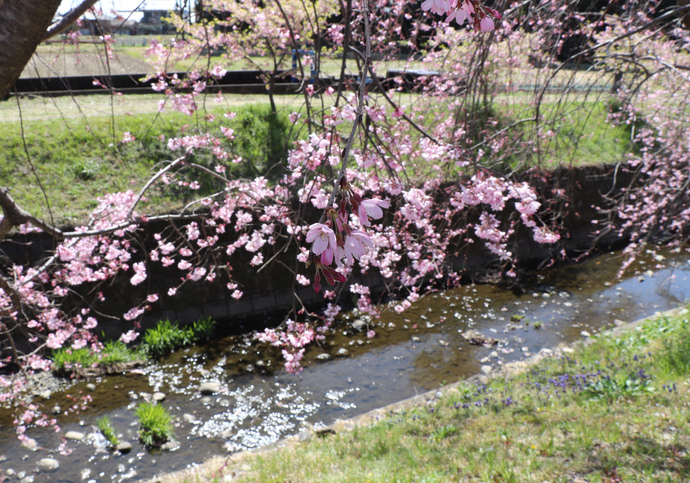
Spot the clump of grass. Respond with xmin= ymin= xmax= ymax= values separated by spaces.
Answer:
xmin=210 ymin=307 xmax=690 ymax=482
xmin=655 ymin=316 xmax=690 ymax=376
xmin=97 ymin=415 xmax=120 ymax=447
xmin=136 ymin=402 xmax=174 ymax=448
xmin=141 ymin=316 xmax=216 ymax=358
xmin=51 ymin=340 xmax=146 ymax=374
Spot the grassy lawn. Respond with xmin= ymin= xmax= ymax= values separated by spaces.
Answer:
xmin=172 ymin=307 xmax=690 ymax=483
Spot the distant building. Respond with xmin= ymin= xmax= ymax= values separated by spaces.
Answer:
xmin=138 ymin=0 xmax=176 ymax=34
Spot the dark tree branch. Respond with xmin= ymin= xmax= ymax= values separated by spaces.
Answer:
xmin=42 ymin=0 xmax=100 ymax=41
xmin=0 ymin=188 xmax=63 ymax=240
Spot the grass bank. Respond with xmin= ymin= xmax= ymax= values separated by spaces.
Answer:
xmin=0 ymin=100 xmax=296 ymax=224
xmin=1 ymin=92 xmax=632 ymax=225
xmin=163 ymin=307 xmax=690 ymax=482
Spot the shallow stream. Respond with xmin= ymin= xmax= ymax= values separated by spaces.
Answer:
xmin=2 ymin=248 xmax=690 ymax=482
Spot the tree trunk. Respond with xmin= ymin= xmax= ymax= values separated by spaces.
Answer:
xmin=0 ymin=0 xmax=62 ymax=99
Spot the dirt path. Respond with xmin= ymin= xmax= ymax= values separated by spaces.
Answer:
xmin=20 ymin=51 xmax=153 ymax=78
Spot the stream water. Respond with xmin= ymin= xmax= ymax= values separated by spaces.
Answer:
xmin=2 ymin=248 xmax=690 ymax=482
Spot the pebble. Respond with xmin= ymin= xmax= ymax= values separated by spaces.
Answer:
xmin=316 ymin=353 xmax=331 ymax=361
xmin=40 ymin=390 xmax=51 ymax=400
xmin=490 ymin=351 xmax=499 ymax=359
xmin=580 ymin=330 xmax=591 ymax=337
xmin=351 ymin=319 xmax=367 ymax=332
xmin=481 ymin=365 xmax=492 ymax=374
xmin=153 ymin=392 xmax=166 ymax=402
xmin=336 ymin=348 xmax=349 ymax=357
xmin=161 ymin=439 xmax=180 ymax=451
xmin=183 ymin=413 xmax=196 ymax=424
xmin=480 ymin=357 xmax=490 ymax=363
xmin=201 ymin=396 xmax=212 ymax=404
xmin=51 ymin=405 xmax=61 ymax=415
xmin=116 ymin=442 xmax=133 ymax=453
xmin=411 ymin=336 xmax=421 ymax=343
xmin=199 ymin=382 xmax=220 ymax=395
xmin=37 ymin=458 xmax=60 ymax=472
xmin=20 ymin=437 xmax=37 ymax=451
xmin=65 ymin=431 xmax=85 ymax=441
xmin=86 ymin=383 xmax=96 ymax=391
xmin=218 ymin=398 xmax=231 ymax=407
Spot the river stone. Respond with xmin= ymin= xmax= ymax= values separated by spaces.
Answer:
xmin=351 ymin=319 xmax=367 ymax=332
xmin=298 ymin=430 xmax=313 ymax=442
xmin=37 ymin=458 xmax=60 ymax=472
xmin=481 ymin=365 xmax=493 ymax=374
xmin=40 ymin=390 xmax=51 ymax=400
xmin=201 ymin=396 xmax=212 ymax=404
xmin=153 ymin=392 xmax=166 ymax=402
xmin=161 ymin=439 xmax=180 ymax=451
xmin=316 ymin=353 xmax=331 ymax=361
xmin=116 ymin=442 xmax=132 ymax=453
xmin=86 ymin=383 xmax=96 ymax=391
xmin=336 ymin=348 xmax=349 ymax=357
xmin=411 ymin=336 xmax=421 ymax=343
xmin=580 ymin=330 xmax=591 ymax=337
xmin=218 ymin=398 xmax=232 ymax=407
xmin=51 ymin=405 xmax=61 ymax=415
xmin=65 ymin=431 xmax=85 ymax=441
xmin=20 ymin=476 xmax=34 ymax=483
xmin=183 ymin=413 xmax=196 ymax=424
xmin=199 ymin=382 xmax=220 ymax=395
xmin=20 ymin=437 xmax=37 ymax=451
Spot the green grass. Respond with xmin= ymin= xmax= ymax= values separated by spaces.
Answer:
xmin=183 ymin=307 xmax=690 ymax=482
xmin=136 ymin=402 xmax=174 ymax=448
xmin=97 ymin=415 xmax=120 ymax=447
xmin=0 ymin=102 xmax=296 ymax=224
xmin=51 ymin=340 xmax=146 ymax=374
xmin=142 ymin=316 xmax=217 ymax=358
xmin=2 ymin=84 xmax=636 ymax=226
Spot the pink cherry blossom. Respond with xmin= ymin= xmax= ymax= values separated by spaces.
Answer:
xmin=306 ymin=223 xmax=337 ymax=256
xmin=357 ymin=198 xmax=389 ymax=227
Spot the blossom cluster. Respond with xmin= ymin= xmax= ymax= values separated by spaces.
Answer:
xmin=421 ymin=0 xmax=500 ymax=31
xmin=305 ymin=178 xmax=389 ymax=292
